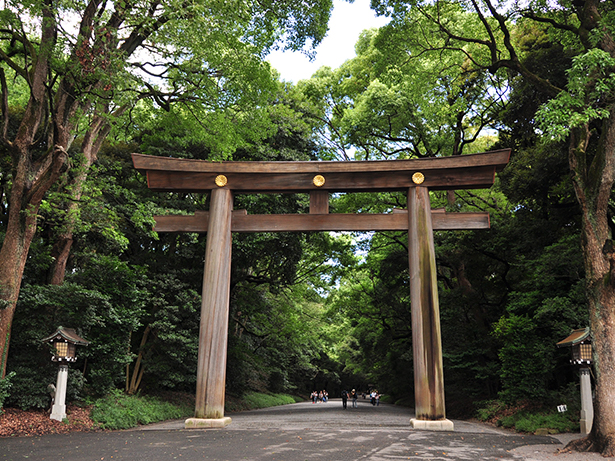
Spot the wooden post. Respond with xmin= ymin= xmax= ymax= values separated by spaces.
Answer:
xmin=408 ymin=187 xmax=453 ymax=431
xmin=185 ymin=188 xmax=233 ymax=428
xmin=309 ymin=190 xmax=329 ymax=214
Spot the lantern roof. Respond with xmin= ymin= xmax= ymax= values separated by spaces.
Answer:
xmin=556 ymin=327 xmax=590 ymax=348
xmin=41 ymin=326 xmax=90 ymax=346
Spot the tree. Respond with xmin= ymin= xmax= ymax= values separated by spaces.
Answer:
xmin=0 ymin=0 xmax=333 ymax=378
xmin=371 ymin=0 xmax=615 ymax=454
xmin=298 ymin=6 xmax=507 ymax=164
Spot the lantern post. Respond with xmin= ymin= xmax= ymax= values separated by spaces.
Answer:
xmin=556 ymin=327 xmax=593 ymax=434
xmin=42 ymin=327 xmax=90 ymax=422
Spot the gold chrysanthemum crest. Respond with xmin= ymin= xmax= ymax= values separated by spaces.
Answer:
xmin=412 ymin=172 xmax=425 ymax=185
xmin=215 ymin=175 xmax=228 ymax=187
xmin=313 ymin=175 xmax=325 ymax=187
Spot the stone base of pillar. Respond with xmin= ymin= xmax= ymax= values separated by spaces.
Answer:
xmin=185 ymin=417 xmax=232 ymax=429
xmin=580 ymin=408 xmax=593 ymax=435
xmin=580 ymin=418 xmax=590 ymax=435
xmin=50 ymin=364 xmax=68 ymax=422
xmin=579 ymin=367 xmax=593 ymax=435
xmin=50 ymin=404 xmax=66 ymax=422
xmin=410 ymin=418 xmax=454 ymax=431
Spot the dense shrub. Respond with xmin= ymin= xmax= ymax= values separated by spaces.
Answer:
xmin=476 ymin=390 xmax=581 ymax=435
xmin=0 ymin=372 xmax=15 ymax=411
xmin=6 ymin=366 xmax=87 ymax=410
xmin=90 ymin=390 xmax=192 ymax=430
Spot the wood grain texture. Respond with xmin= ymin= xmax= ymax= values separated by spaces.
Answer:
xmin=144 ymin=165 xmax=499 ymax=193
xmin=408 ymin=187 xmax=447 ymax=421
xmin=133 ymin=149 xmax=510 ymax=173
xmin=153 ymin=211 xmax=490 ymax=232
xmin=194 ymin=189 xmax=232 ymax=420
xmin=310 ymin=191 xmax=329 ymax=214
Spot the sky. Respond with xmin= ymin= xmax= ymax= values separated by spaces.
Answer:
xmin=266 ymin=0 xmax=390 ymax=83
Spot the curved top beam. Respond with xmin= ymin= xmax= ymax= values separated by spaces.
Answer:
xmin=132 ymin=149 xmax=511 ymax=193
xmin=133 ymin=149 xmax=510 ymax=173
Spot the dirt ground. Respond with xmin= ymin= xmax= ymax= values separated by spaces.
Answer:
xmin=0 ymin=405 xmax=101 ymax=437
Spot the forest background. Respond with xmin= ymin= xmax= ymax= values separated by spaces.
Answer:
xmin=0 ymin=0 xmax=613 ymax=453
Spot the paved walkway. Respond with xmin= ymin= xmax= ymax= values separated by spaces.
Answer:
xmin=0 ymin=398 xmax=610 ymax=460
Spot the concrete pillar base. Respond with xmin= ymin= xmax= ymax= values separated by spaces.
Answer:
xmin=50 ymin=404 xmax=66 ymax=422
xmin=411 ymin=418 xmax=454 ymax=431
xmin=185 ymin=417 xmax=232 ymax=429
xmin=50 ymin=364 xmax=68 ymax=422
xmin=579 ymin=367 xmax=593 ymax=435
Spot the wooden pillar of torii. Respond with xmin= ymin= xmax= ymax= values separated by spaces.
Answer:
xmin=132 ymin=149 xmax=510 ymax=430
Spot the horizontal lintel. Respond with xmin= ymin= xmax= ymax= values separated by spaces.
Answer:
xmin=153 ymin=210 xmax=490 ymax=233
xmin=144 ymin=165 xmax=497 ymax=193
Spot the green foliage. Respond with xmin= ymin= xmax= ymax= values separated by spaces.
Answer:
xmin=7 ymin=283 xmax=115 ymax=407
xmin=489 ymin=403 xmax=578 ymax=434
xmin=226 ymin=281 xmax=331 ymax=395
xmin=509 ymin=411 xmax=578 ymax=434
xmin=0 ymin=371 xmax=15 ymax=411
xmin=392 ymin=396 xmax=413 ymax=407
xmin=476 ymin=400 xmax=508 ymax=422
xmin=90 ymin=390 xmax=192 ymax=430
xmin=537 ymin=49 xmax=615 ymax=140
xmin=4 ymin=370 xmax=50 ymax=411
xmin=64 ymin=255 xmax=148 ymax=395
xmin=5 ymin=366 xmax=86 ymax=410
xmin=325 ymin=244 xmax=414 ymax=399
xmin=240 ymin=392 xmax=300 ymax=410
xmin=476 ymin=383 xmax=581 ymax=434
xmin=298 ymin=3 xmax=507 ymax=161
xmin=90 ymin=391 xmax=300 ymax=429
xmin=493 ymin=315 xmax=551 ymax=403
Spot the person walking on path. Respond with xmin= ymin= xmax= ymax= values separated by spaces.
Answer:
xmin=341 ymin=389 xmax=348 ymax=409
xmin=350 ymin=389 xmax=358 ymax=408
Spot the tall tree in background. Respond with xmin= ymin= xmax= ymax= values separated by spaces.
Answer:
xmin=372 ymin=0 xmax=615 ymax=454
xmin=297 ymin=8 xmax=507 ymax=163
xmin=0 ymin=0 xmax=333 ymax=378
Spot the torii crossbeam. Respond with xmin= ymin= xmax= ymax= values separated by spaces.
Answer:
xmin=133 ymin=149 xmax=510 ymax=430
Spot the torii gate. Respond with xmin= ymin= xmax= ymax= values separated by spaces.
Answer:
xmin=132 ymin=148 xmax=510 ymax=431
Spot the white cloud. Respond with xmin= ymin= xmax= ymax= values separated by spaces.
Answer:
xmin=266 ymin=0 xmax=389 ymax=83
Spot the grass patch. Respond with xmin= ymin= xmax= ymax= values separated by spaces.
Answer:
xmin=476 ymin=399 xmax=579 ymax=434
xmin=236 ymin=392 xmax=301 ymax=411
xmin=91 ymin=390 xmax=303 ymax=430
xmin=91 ymin=390 xmax=193 ymax=430
xmin=392 ymin=396 xmax=414 ymax=407
xmin=500 ymin=411 xmax=578 ymax=433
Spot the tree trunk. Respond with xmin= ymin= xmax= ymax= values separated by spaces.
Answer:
xmin=0 ymin=147 xmax=67 ymax=377
xmin=48 ymin=110 xmax=119 ymax=285
xmin=567 ymin=114 xmax=615 ymax=455
xmin=49 ymin=232 xmax=74 ymax=286
xmin=126 ymin=325 xmax=151 ymax=395
xmin=0 ymin=160 xmax=38 ymax=374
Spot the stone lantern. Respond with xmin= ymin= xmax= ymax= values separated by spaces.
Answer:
xmin=42 ymin=327 xmax=89 ymax=421
xmin=557 ymin=327 xmax=593 ymax=434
